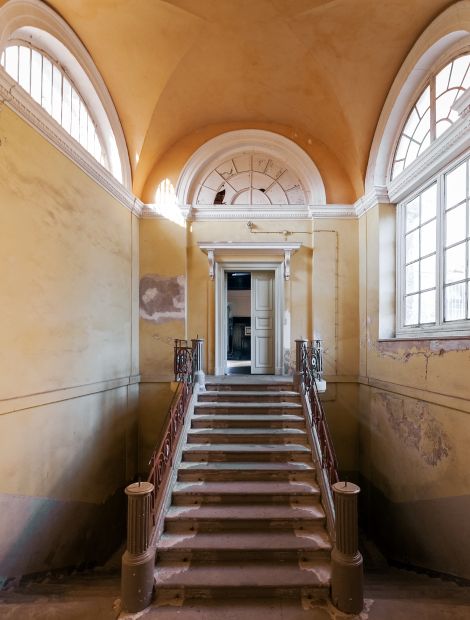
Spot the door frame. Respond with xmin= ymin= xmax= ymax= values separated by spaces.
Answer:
xmin=215 ymin=260 xmax=284 ymax=376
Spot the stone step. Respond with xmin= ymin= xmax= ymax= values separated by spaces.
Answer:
xmin=186 ymin=428 xmax=308 ymax=445
xmin=178 ymin=461 xmax=317 ymax=482
xmin=195 ymin=402 xmax=303 ymax=415
xmin=182 ymin=443 xmax=311 ymax=463
xmin=171 ymin=480 xmax=320 ymax=505
xmin=164 ymin=503 xmax=326 ymax=534
xmin=157 ymin=529 xmax=332 ymax=562
xmin=199 ymin=391 xmax=300 ymax=403
xmin=205 ymin=383 xmax=294 ymax=392
xmin=154 ymin=559 xmax=331 ymax=599
xmin=191 ymin=414 xmax=306 ymax=429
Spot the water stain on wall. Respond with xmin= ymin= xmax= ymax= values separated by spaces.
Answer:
xmin=375 ymin=392 xmax=450 ymax=467
xmin=140 ymin=275 xmax=185 ymax=323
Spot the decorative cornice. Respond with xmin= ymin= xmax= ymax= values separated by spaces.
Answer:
xmin=354 ymin=186 xmax=390 ymax=217
xmin=198 ymin=241 xmax=302 ymax=281
xmin=388 ymin=111 xmax=470 ymax=204
xmin=185 ymin=204 xmax=356 ymax=221
xmin=452 ymin=86 xmax=470 ymax=117
xmin=0 ymin=70 xmax=142 ymax=216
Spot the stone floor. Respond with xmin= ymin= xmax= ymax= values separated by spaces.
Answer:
xmin=1 ymin=567 xmax=470 ymax=620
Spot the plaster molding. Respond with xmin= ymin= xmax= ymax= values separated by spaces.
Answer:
xmin=354 ymin=186 xmax=391 ymax=217
xmin=452 ymin=86 xmax=470 ymax=116
xmin=388 ymin=112 xmax=470 ymax=204
xmin=0 ymin=70 xmax=142 ymax=216
xmin=186 ymin=204 xmax=356 ymax=220
xmin=198 ymin=241 xmax=301 ymax=281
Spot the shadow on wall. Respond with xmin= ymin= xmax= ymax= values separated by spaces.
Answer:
xmin=0 ymin=387 xmax=137 ymax=585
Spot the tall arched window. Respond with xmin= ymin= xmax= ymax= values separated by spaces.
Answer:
xmin=392 ymin=53 xmax=470 ymax=179
xmin=1 ymin=42 xmax=106 ymax=167
xmin=393 ymin=51 xmax=470 ymax=336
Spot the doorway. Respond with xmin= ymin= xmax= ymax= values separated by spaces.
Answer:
xmin=216 ymin=262 xmax=281 ymax=376
xmin=227 ymin=272 xmax=251 ymax=375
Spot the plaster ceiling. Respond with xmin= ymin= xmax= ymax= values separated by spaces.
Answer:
xmin=44 ymin=0 xmax=455 ymax=201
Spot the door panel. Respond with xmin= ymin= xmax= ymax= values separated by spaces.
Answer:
xmin=251 ymin=271 xmax=274 ymax=374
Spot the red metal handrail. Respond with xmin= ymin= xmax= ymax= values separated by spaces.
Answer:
xmin=147 ymin=340 xmax=196 ymax=525
xmin=300 ymin=341 xmax=339 ymax=487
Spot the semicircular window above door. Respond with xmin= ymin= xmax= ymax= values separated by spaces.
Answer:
xmin=196 ymin=152 xmax=307 ymax=206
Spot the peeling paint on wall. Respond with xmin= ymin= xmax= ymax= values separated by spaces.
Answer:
xmin=140 ymin=275 xmax=185 ymax=323
xmin=376 ymin=392 xmax=450 ymax=467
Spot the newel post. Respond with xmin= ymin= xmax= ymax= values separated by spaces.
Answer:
xmin=192 ymin=337 xmax=206 ymax=390
xmin=331 ymin=481 xmax=363 ymax=614
xmin=121 ymin=482 xmax=155 ymax=613
xmin=293 ymin=338 xmax=308 ymax=391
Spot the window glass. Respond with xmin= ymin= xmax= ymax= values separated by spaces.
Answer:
xmin=1 ymin=42 xmax=106 ymax=167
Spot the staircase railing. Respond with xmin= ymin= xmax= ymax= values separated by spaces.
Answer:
xmin=295 ymin=338 xmax=363 ymax=614
xmin=121 ymin=337 xmax=204 ymax=614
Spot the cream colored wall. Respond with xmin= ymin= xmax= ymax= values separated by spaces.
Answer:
xmin=0 ymin=107 xmax=139 ymax=580
xmin=359 ymin=205 xmax=470 ymax=579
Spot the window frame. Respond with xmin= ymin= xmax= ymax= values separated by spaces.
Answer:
xmin=396 ymin=150 xmax=470 ymax=338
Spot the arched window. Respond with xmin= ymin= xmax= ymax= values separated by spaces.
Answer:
xmin=0 ymin=0 xmax=131 ymax=188
xmin=196 ymin=153 xmax=307 ymax=206
xmin=392 ymin=53 xmax=470 ymax=179
xmin=1 ymin=42 xmax=106 ymax=167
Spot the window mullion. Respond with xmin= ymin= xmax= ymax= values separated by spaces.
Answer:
xmin=430 ymin=76 xmax=436 ymax=142
xmin=437 ymin=174 xmax=445 ymax=327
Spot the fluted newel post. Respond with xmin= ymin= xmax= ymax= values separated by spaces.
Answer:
xmin=293 ymin=338 xmax=308 ymax=391
xmin=192 ymin=337 xmax=206 ymax=391
xmin=331 ymin=482 xmax=363 ymax=614
xmin=121 ymin=482 xmax=155 ymax=613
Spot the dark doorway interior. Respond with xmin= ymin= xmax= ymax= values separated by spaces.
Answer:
xmin=227 ymin=272 xmax=251 ymax=375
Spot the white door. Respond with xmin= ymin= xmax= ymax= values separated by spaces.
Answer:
xmin=251 ymin=271 xmax=275 ymax=374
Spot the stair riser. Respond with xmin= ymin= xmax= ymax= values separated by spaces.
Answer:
xmin=182 ymin=452 xmax=312 ymax=463
xmin=198 ymin=394 xmax=300 ymax=403
xmin=191 ymin=419 xmax=306 ymax=429
xmin=205 ymin=384 xmax=294 ymax=392
xmin=171 ymin=494 xmax=320 ymax=506
xmin=164 ymin=518 xmax=325 ymax=533
xmin=186 ymin=434 xmax=309 ymax=445
xmin=157 ymin=549 xmax=330 ymax=563
xmin=195 ymin=407 xmax=302 ymax=415
xmin=153 ymin=584 xmax=330 ymax=601
xmin=178 ymin=470 xmax=317 ymax=482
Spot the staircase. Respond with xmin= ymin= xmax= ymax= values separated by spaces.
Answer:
xmin=154 ymin=379 xmax=332 ymax=602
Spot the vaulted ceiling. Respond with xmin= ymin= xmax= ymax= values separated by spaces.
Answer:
xmin=43 ymin=0 xmax=454 ymax=200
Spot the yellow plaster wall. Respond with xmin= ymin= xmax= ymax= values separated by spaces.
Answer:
xmin=359 ymin=205 xmax=470 ymax=579
xmin=0 ymin=107 xmax=138 ymax=578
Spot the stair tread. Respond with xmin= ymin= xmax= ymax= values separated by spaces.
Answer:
xmin=165 ymin=503 xmax=325 ymax=521
xmin=201 ymin=391 xmax=300 ymax=397
xmin=154 ymin=560 xmax=331 ymax=588
xmin=196 ymin=402 xmax=302 ymax=409
xmin=179 ymin=461 xmax=315 ymax=471
xmin=173 ymin=480 xmax=319 ymax=495
xmin=184 ymin=443 xmax=310 ymax=452
xmin=188 ymin=428 xmax=307 ymax=436
xmin=159 ymin=530 xmax=331 ymax=551
xmin=193 ymin=414 xmax=305 ymax=422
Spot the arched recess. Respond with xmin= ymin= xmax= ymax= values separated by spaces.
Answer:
xmin=0 ymin=0 xmax=131 ymax=189
xmin=365 ymin=0 xmax=470 ymax=193
xmin=175 ymin=129 xmax=326 ymax=208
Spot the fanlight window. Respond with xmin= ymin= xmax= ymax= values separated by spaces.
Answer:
xmin=392 ymin=54 xmax=470 ymax=180
xmin=196 ymin=153 xmax=306 ymax=205
xmin=1 ymin=43 xmax=106 ymax=166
